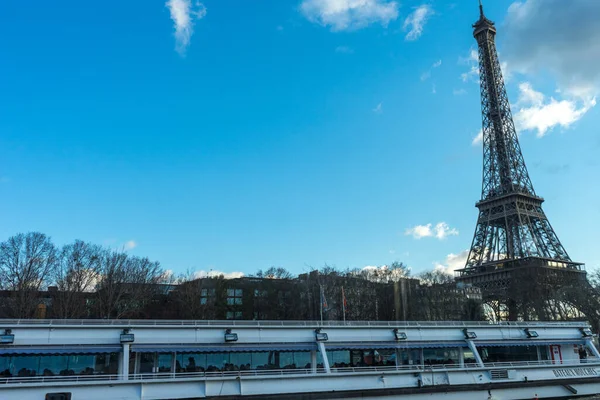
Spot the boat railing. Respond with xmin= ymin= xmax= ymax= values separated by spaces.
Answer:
xmin=0 ymin=319 xmax=589 ymax=328
xmin=483 ymin=357 xmax=600 ymax=368
xmin=3 ymin=358 xmax=598 ymax=385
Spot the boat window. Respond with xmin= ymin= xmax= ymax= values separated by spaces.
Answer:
xmin=0 ymin=353 xmax=118 ymax=378
xmin=424 ymin=348 xmax=459 ymax=365
xmin=157 ymin=354 xmax=173 ymax=372
xmin=480 ymin=345 xmax=539 ymax=363
xmin=463 ymin=349 xmax=476 ymax=364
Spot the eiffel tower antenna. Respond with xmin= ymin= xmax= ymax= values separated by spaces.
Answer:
xmin=456 ymin=3 xmax=586 ymax=320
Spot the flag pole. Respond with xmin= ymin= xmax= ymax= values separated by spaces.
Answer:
xmin=342 ymin=286 xmax=346 ymax=322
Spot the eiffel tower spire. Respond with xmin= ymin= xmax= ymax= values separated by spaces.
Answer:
xmin=456 ymin=4 xmax=585 ymax=318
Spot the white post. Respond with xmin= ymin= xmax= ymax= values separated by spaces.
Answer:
xmin=134 ymin=352 xmax=140 ymax=377
xmin=171 ymin=352 xmax=177 ymax=377
xmin=466 ymin=340 xmax=484 ymax=367
xmin=419 ymin=348 xmax=424 ymax=367
xmin=317 ymin=342 xmax=331 ymax=374
xmin=395 ymin=349 xmax=401 ymax=369
xmin=311 ymin=350 xmax=317 ymax=373
xmin=585 ymin=339 xmax=600 ymax=359
xmin=458 ymin=347 xmax=465 ymax=368
xmin=121 ymin=343 xmax=130 ymax=380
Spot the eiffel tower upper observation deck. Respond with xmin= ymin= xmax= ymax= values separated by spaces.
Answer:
xmin=455 ymin=2 xmax=586 ymax=296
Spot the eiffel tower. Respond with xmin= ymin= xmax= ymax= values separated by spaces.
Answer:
xmin=455 ymin=2 xmax=587 ymax=320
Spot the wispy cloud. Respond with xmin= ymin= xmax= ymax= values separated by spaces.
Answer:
xmin=335 ymin=45 xmax=354 ymax=54
xmin=372 ymin=102 xmax=383 ymax=114
xmin=405 ymin=222 xmax=458 ymax=240
xmin=403 ymin=4 xmax=433 ymax=41
xmin=453 ymin=88 xmax=467 ymax=96
xmin=472 ymin=129 xmax=483 ymax=145
xmin=434 ymin=250 xmax=469 ymax=274
xmin=300 ymin=0 xmax=399 ymax=31
xmin=420 ymin=59 xmax=441 ymax=81
xmin=124 ymin=240 xmax=137 ymax=250
xmin=166 ymin=0 xmax=207 ymax=55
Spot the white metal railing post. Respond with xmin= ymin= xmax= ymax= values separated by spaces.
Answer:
xmin=171 ymin=352 xmax=177 ymax=377
xmin=122 ymin=343 xmax=130 ymax=380
xmin=466 ymin=340 xmax=484 ymax=367
xmin=458 ymin=347 xmax=464 ymax=368
xmin=317 ymin=342 xmax=331 ymax=373
xmin=311 ymin=350 xmax=317 ymax=373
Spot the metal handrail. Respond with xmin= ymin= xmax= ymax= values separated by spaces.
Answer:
xmin=3 ymin=359 xmax=599 ymax=385
xmin=0 ymin=319 xmax=589 ymax=328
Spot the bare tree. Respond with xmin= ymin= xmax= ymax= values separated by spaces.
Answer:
xmin=0 ymin=232 xmax=57 ymax=318
xmin=255 ymin=267 xmax=294 ymax=279
xmin=52 ymin=240 xmax=103 ymax=319
xmin=93 ymin=250 xmax=164 ymax=319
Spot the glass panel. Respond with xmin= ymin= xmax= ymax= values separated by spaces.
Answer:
xmin=206 ymin=353 xmax=229 ymax=371
xmin=235 ymin=289 xmax=242 ymax=297
xmin=279 ymin=352 xmax=295 ymax=369
xmin=10 ymin=355 xmax=40 ymax=377
xmin=294 ymin=351 xmax=311 ymax=369
xmin=251 ymin=352 xmax=269 ymax=369
xmin=226 ymin=298 xmax=235 ymax=305
xmin=139 ymin=352 xmax=154 ymax=373
xmin=227 ymin=289 xmax=235 ymax=296
xmin=157 ymin=354 xmax=172 ymax=372
xmin=230 ymin=352 xmax=252 ymax=370
xmin=235 ymin=298 xmax=242 ymax=305
xmin=463 ymin=349 xmax=476 ymax=364
xmin=200 ymin=298 xmax=207 ymax=305
xmin=480 ymin=346 xmax=538 ymax=363
xmin=67 ymin=355 xmax=96 ymax=375
xmin=37 ymin=355 xmax=67 ymax=376
xmin=0 ymin=356 xmax=10 ymax=377
xmin=424 ymin=348 xmax=459 ymax=366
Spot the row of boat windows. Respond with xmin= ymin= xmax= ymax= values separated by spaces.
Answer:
xmin=0 ymin=345 xmax=552 ymax=378
xmin=0 ymin=354 xmax=119 ymax=378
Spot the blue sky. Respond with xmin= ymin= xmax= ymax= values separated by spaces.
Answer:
xmin=1 ymin=0 xmax=598 ymax=277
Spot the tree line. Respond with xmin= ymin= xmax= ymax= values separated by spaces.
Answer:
xmin=0 ymin=232 xmax=164 ymax=319
xmin=0 ymin=232 xmax=485 ymax=321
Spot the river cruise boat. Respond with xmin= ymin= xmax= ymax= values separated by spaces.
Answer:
xmin=0 ymin=319 xmax=599 ymax=400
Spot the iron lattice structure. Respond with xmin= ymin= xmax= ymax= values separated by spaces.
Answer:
xmin=456 ymin=4 xmax=586 ymax=315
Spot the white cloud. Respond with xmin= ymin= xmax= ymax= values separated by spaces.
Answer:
xmin=192 ymin=270 xmax=245 ymax=280
xmin=405 ymin=222 xmax=458 ymax=240
xmin=421 ymin=59 xmax=442 ymax=81
xmin=372 ymin=102 xmax=383 ymax=114
xmin=472 ymin=129 xmax=483 ymax=145
xmin=300 ymin=0 xmax=399 ymax=31
xmin=405 ymin=223 xmax=432 ymax=239
xmin=433 ymin=222 xmax=458 ymax=239
xmin=514 ymin=82 xmax=596 ymax=137
xmin=434 ymin=250 xmax=469 ymax=274
xmin=504 ymin=0 xmax=600 ymax=97
xmin=403 ymin=5 xmax=433 ymax=41
xmin=124 ymin=240 xmax=137 ymax=250
xmin=166 ymin=0 xmax=207 ymax=55
xmin=459 ymin=49 xmax=479 ymax=83
xmin=335 ymin=45 xmax=354 ymax=54
xmin=453 ymin=88 xmax=467 ymax=96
